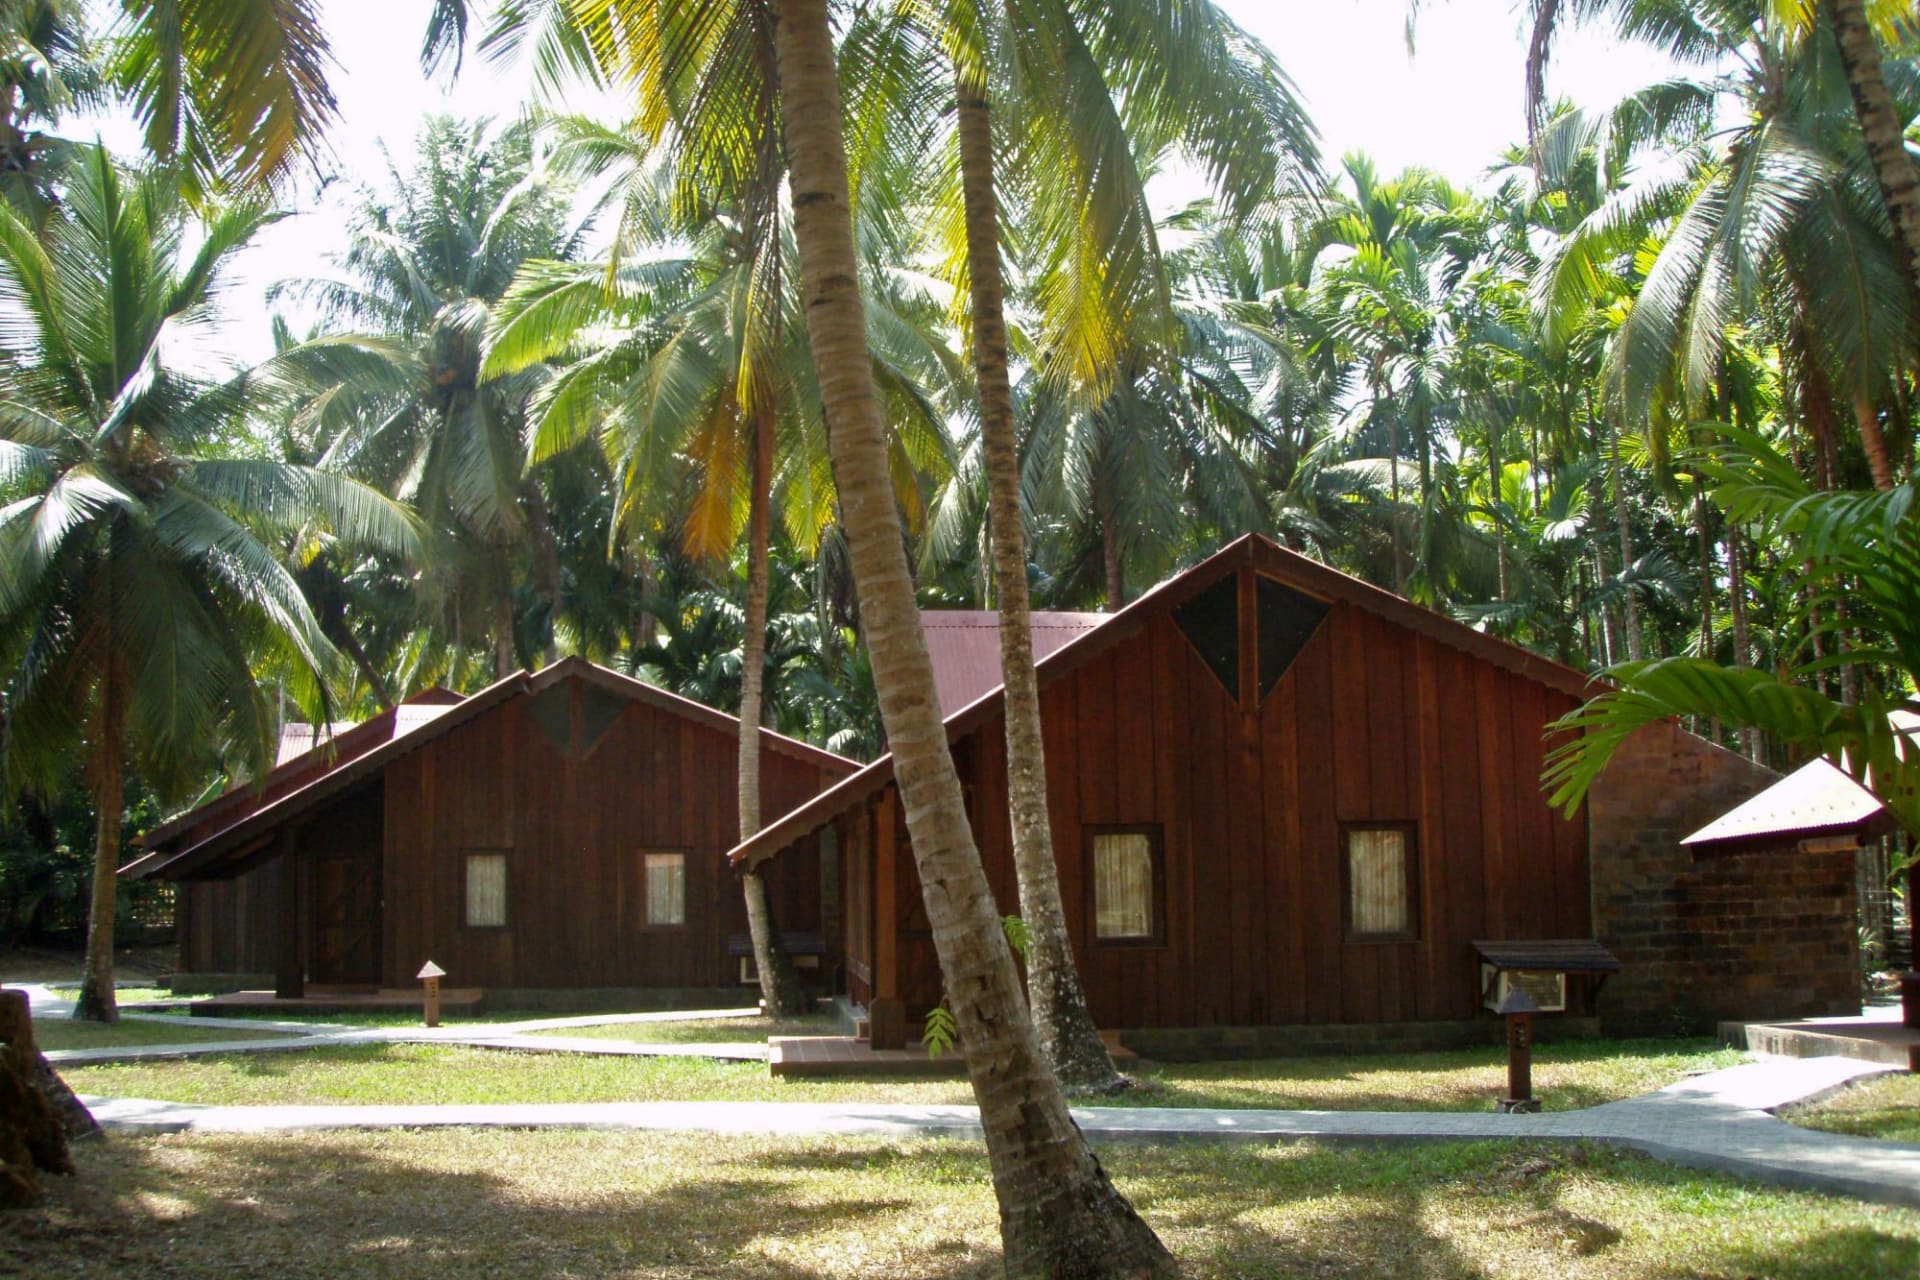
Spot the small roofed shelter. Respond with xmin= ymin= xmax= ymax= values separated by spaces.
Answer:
xmin=126 ymin=658 xmax=857 ymax=1000
xmin=1682 ymin=758 xmax=1897 ymax=856
xmin=729 ymin=534 xmax=1716 ymax=1054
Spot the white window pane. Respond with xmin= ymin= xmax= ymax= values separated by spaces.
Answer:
xmin=1349 ymin=829 xmax=1407 ymax=935
xmin=466 ymin=854 xmax=506 ymax=927
xmin=645 ymin=852 xmax=685 ymax=926
xmin=1093 ymin=832 xmax=1153 ymax=939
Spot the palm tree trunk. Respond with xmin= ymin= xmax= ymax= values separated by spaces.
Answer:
xmin=73 ymin=655 xmax=125 ymax=1025
xmin=955 ymin=61 xmax=1120 ymax=1093
xmin=335 ymin=624 xmax=394 ymax=710
xmin=492 ymin=594 xmax=516 ymax=680
xmin=740 ymin=394 xmax=807 ymax=1016
xmin=1607 ymin=412 xmax=1643 ymax=660
xmin=1852 ymin=393 xmax=1896 ymax=491
xmin=1829 ymin=0 xmax=1920 ymax=311
xmin=1101 ymin=501 xmax=1124 ymax=611
xmin=1727 ymin=529 xmax=1763 ymax=762
xmin=770 ymin=2 xmax=1174 ymax=1271
xmin=524 ymin=477 xmax=565 ymax=661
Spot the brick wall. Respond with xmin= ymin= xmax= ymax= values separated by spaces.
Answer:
xmin=1588 ymin=722 xmax=1858 ymax=1035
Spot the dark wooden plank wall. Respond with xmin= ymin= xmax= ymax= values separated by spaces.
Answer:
xmin=884 ymin=581 xmax=1589 ymax=1028
xmin=378 ymin=678 xmax=837 ymax=989
xmin=178 ymin=784 xmax=383 ymax=976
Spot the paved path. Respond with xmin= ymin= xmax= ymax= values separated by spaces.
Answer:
xmin=25 ymin=984 xmax=772 ymax=1064
xmin=74 ymin=1055 xmax=1920 ymax=1210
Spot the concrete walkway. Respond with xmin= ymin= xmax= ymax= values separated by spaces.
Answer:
xmin=73 ymin=1055 xmax=1920 ymax=1211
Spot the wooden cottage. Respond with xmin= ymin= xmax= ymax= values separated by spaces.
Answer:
xmin=127 ymin=658 xmax=856 ymax=1000
xmin=728 ymin=534 xmax=1850 ymax=1051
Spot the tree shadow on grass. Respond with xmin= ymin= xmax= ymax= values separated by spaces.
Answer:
xmin=0 ymin=1131 xmax=991 ymax=1280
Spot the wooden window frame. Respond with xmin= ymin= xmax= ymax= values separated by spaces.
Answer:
xmin=1341 ymin=822 xmax=1419 ymax=944
xmin=462 ymin=849 xmax=511 ymax=931
xmin=639 ymin=848 xmax=690 ymax=930
xmin=1084 ymin=824 xmax=1167 ymax=949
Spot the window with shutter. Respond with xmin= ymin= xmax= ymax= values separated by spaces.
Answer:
xmin=1344 ymin=825 xmax=1416 ymax=941
xmin=464 ymin=852 xmax=508 ymax=927
xmin=644 ymin=851 xmax=686 ymax=926
xmin=1089 ymin=827 xmax=1162 ymax=943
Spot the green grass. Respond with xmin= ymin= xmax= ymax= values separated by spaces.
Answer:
xmin=59 ymin=1037 xmax=1744 ymax=1111
xmin=32 ymin=1017 xmax=288 ymax=1052
xmin=5 ymin=1131 xmax=1915 ymax=1279
xmin=523 ymin=1013 xmax=832 ymax=1044
xmin=44 ymin=987 xmax=183 ymax=1005
xmin=1783 ymin=1071 xmax=1920 ymax=1144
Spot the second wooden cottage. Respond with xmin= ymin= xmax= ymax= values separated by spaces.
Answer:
xmin=728 ymin=534 xmax=1859 ymax=1052
xmin=126 ymin=658 xmax=856 ymax=1001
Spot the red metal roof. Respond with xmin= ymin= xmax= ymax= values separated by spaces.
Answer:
xmin=1681 ymin=758 xmax=1893 ymax=854
xmin=921 ymin=611 xmax=1106 ymax=717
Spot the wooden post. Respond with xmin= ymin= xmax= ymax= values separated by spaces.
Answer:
xmin=274 ymin=829 xmax=304 ymax=1000
xmin=869 ymin=789 xmax=905 ymax=1050
xmin=417 ymin=961 xmax=446 ymax=1028
xmin=1496 ymin=987 xmax=1541 ymax=1113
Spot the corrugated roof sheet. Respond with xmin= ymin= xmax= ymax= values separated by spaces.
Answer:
xmin=921 ymin=610 xmax=1107 ymax=717
xmin=1681 ymin=757 xmax=1889 ymax=852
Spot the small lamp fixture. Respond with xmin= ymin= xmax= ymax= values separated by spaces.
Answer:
xmin=416 ymin=960 xmax=447 ymax=1028
xmin=1495 ymin=986 xmax=1541 ymax=1114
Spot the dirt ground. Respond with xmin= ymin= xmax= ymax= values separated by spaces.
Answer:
xmin=0 ymin=947 xmax=177 ymax=985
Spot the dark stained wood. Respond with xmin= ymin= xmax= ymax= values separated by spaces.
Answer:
xmin=175 ymin=669 xmax=851 ymax=993
xmin=850 ymin=571 xmax=1595 ymax=1032
xmin=274 ymin=826 xmax=302 ymax=999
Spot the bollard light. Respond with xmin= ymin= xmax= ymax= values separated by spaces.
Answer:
xmin=416 ymin=960 xmax=446 ymax=1028
xmin=1495 ymin=986 xmax=1542 ymax=1114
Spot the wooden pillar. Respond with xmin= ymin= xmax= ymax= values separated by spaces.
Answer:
xmin=274 ymin=828 xmax=304 ymax=1000
xmin=869 ymin=788 xmax=905 ymax=1050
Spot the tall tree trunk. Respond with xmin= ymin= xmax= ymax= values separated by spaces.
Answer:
xmin=1607 ymin=414 xmax=1643 ymax=660
xmin=524 ymin=477 xmax=565 ymax=661
xmin=336 ymin=624 xmax=394 ymax=711
xmin=955 ymin=60 xmax=1121 ymax=1093
xmin=1387 ymin=396 xmax=1406 ymax=596
xmin=740 ymin=394 xmax=807 ymax=1016
xmin=492 ymin=593 xmax=516 ymax=681
xmin=1829 ymin=0 xmax=1920 ymax=312
xmin=1851 ymin=393 xmax=1897 ymax=491
xmin=1727 ymin=529 xmax=1763 ymax=762
xmin=73 ymin=654 xmax=125 ymax=1025
xmin=770 ymin=3 xmax=1174 ymax=1272
xmin=1101 ymin=501 xmax=1124 ymax=611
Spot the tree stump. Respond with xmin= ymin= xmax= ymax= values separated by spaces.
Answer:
xmin=0 ymin=988 xmax=88 ymax=1209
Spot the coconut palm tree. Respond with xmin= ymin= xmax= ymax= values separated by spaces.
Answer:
xmin=929 ymin=0 xmax=1318 ymax=1091
xmin=770 ymin=0 xmax=1174 ymax=1269
xmin=0 ymin=149 xmax=419 ymax=1021
xmin=100 ymin=0 xmax=338 ymax=195
xmin=0 ymin=0 xmax=97 ymax=223
xmin=279 ymin=116 xmax=584 ymax=683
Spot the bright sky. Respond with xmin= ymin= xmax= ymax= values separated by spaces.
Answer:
xmin=85 ymin=0 xmax=1671 ymax=362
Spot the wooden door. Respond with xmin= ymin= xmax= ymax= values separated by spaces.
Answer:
xmin=312 ymin=849 xmax=381 ymax=986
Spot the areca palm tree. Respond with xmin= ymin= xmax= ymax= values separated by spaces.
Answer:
xmin=1546 ymin=427 xmax=1920 ymax=836
xmin=0 ymin=149 xmax=419 ymax=1021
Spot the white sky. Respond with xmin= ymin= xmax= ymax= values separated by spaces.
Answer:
xmin=83 ymin=0 xmax=1672 ymax=362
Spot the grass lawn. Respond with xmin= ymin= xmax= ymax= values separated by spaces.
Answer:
xmin=3 ymin=1131 xmax=1915 ymax=1279
xmin=44 ymin=987 xmax=193 ymax=1006
xmin=32 ymin=1017 xmax=289 ymax=1052
xmin=1783 ymin=1071 xmax=1920 ymax=1144
xmin=58 ymin=1037 xmax=1743 ymax=1111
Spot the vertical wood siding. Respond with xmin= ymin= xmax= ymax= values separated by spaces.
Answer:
xmin=179 ymin=675 xmax=844 ymax=991
xmin=885 ymin=575 xmax=1590 ymax=1028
